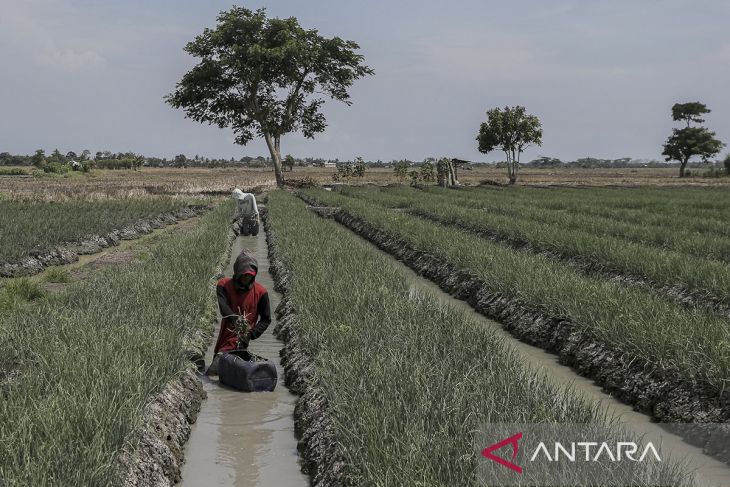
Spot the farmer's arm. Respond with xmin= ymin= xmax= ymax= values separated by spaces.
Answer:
xmin=250 ymin=292 xmax=271 ymax=340
xmin=217 ymin=284 xmax=237 ymax=318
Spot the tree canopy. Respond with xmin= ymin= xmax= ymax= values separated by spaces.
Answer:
xmin=477 ymin=106 xmax=542 ymax=185
xmin=671 ymin=102 xmax=711 ymax=127
xmin=165 ymin=7 xmax=373 ymax=186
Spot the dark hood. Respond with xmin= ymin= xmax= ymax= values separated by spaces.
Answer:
xmin=233 ymin=251 xmax=258 ymax=277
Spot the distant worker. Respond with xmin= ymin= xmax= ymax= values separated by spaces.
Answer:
xmin=232 ymin=188 xmax=260 ymax=236
xmin=208 ymin=251 xmax=271 ymax=374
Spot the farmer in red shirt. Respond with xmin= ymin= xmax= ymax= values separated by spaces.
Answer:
xmin=208 ymin=251 xmax=271 ymax=374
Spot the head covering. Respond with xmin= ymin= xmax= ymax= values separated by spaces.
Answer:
xmin=233 ymin=251 xmax=258 ymax=275
xmin=232 ymin=251 xmax=258 ymax=291
xmin=232 ymin=188 xmax=246 ymax=200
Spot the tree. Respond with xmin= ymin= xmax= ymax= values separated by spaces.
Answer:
xmin=663 ymin=102 xmax=724 ymax=177
xmin=132 ymin=155 xmax=145 ymax=171
xmin=165 ymin=7 xmax=373 ymax=187
xmin=174 ymin=154 xmax=187 ymax=168
xmin=672 ymin=102 xmax=710 ymax=128
xmin=393 ymin=160 xmax=409 ymax=181
xmin=32 ymin=149 xmax=46 ymax=169
xmin=477 ymin=106 xmax=542 ymax=185
xmin=284 ymin=154 xmax=295 ymax=172
xmin=420 ymin=161 xmax=435 ymax=182
xmin=724 ymin=154 xmax=730 ymax=176
xmin=353 ymin=156 xmax=366 ymax=177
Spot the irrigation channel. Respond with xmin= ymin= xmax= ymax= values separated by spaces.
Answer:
xmin=179 ymin=230 xmax=308 ymax=487
xmin=316 ymin=209 xmax=730 ymax=487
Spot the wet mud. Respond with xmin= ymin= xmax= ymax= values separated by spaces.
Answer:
xmin=178 ymin=230 xmax=308 ymax=487
xmin=0 ymin=205 xmax=211 ymax=279
xmin=306 ymin=201 xmax=730 ymax=465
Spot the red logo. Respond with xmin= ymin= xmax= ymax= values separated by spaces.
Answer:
xmin=482 ymin=432 xmax=523 ymax=474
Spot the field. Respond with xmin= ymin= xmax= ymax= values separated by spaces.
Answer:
xmin=265 ymin=191 xmax=693 ymax=485
xmin=1 ymin=165 xmax=729 ymax=203
xmin=0 ymin=198 xmax=191 ymax=262
xmin=301 ymin=186 xmax=730 ymax=391
xmin=1 ymin=174 xmax=728 ymax=486
xmin=0 ymin=201 xmax=232 ymax=485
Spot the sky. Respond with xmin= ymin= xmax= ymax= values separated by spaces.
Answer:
xmin=1 ymin=0 xmax=729 ymax=162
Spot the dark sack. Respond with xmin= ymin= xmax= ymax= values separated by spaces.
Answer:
xmin=218 ymin=350 xmax=277 ymax=392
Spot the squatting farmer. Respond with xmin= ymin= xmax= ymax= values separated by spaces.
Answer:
xmin=208 ymin=251 xmax=271 ymax=375
xmin=231 ymin=188 xmax=260 ymax=236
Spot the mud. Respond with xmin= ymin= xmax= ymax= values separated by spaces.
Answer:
xmin=117 ymin=370 xmax=206 ymax=486
xmin=116 ymin=212 xmax=234 ymax=487
xmin=179 ymin=229 xmax=308 ymax=486
xmin=0 ymin=205 xmax=211 ymax=279
xmin=263 ymin=210 xmax=357 ymax=486
xmin=311 ymin=203 xmax=730 ymax=464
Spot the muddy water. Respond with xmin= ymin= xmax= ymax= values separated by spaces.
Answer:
xmin=179 ymin=232 xmax=308 ymax=487
xmin=342 ymin=225 xmax=730 ymax=487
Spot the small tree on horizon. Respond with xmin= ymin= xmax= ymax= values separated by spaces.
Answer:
xmin=662 ymin=102 xmax=725 ymax=178
xmin=165 ymin=7 xmax=373 ymax=187
xmin=476 ymin=106 xmax=542 ymax=185
xmin=663 ymin=102 xmax=724 ymax=178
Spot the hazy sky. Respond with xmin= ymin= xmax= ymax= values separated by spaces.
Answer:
xmin=1 ymin=0 xmax=728 ymax=162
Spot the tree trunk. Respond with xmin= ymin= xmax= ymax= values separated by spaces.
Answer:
xmin=679 ymin=159 xmax=688 ymax=178
xmin=506 ymin=154 xmax=516 ymax=185
xmin=264 ymin=133 xmax=285 ymax=186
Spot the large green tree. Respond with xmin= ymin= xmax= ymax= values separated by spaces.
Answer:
xmin=476 ymin=106 xmax=542 ymax=185
xmin=662 ymin=102 xmax=724 ymax=177
xmin=166 ymin=7 xmax=373 ymax=186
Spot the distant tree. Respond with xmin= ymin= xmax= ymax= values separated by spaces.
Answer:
xmin=723 ymin=154 xmax=730 ymax=176
xmin=420 ymin=161 xmax=435 ymax=182
xmin=132 ymin=155 xmax=145 ymax=171
xmin=393 ymin=160 xmax=409 ymax=181
xmin=165 ymin=6 xmax=373 ymax=187
xmin=353 ymin=156 xmax=366 ymax=177
xmin=66 ymin=151 xmax=77 ymax=160
xmin=477 ymin=105 xmax=542 ymax=185
xmin=80 ymin=150 xmax=91 ymax=161
xmin=284 ymin=154 xmax=295 ymax=172
xmin=49 ymin=149 xmax=64 ymax=164
xmin=174 ymin=154 xmax=187 ymax=167
xmin=32 ymin=149 xmax=46 ymax=169
xmin=662 ymin=102 xmax=724 ymax=177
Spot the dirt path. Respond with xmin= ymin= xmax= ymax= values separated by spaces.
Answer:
xmin=179 ymin=232 xmax=307 ymax=486
xmin=330 ymin=217 xmax=730 ymax=487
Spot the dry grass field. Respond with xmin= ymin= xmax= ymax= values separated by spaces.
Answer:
xmin=0 ymin=165 xmax=727 ymax=201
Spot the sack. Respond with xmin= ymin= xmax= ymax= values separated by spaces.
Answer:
xmin=218 ymin=349 xmax=277 ymax=392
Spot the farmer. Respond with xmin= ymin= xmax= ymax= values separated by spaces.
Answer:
xmin=208 ymin=251 xmax=271 ymax=374
xmin=231 ymin=188 xmax=259 ymax=235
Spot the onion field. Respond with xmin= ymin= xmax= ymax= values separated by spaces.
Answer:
xmin=324 ymin=186 xmax=730 ymax=306
xmin=301 ymin=187 xmax=730 ymax=393
xmin=0 ymin=202 xmax=232 ymax=485
xmin=265 ymin=191 xmax=695 ymax=486
xmin=0 ymin=198 xmax=190 ymax=262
